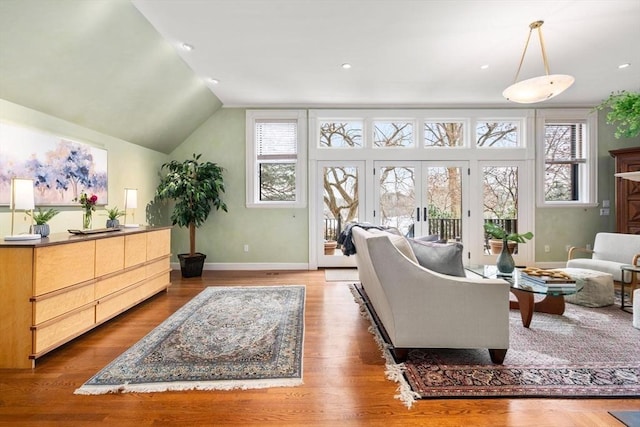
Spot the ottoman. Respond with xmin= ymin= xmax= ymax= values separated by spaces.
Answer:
xmin=634 ymin=289 xmax=640 ymax=329
xmin=561 ymin=268 xmax=614 ymax=308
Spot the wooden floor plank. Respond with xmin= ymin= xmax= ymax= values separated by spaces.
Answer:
xmin=0 ymin=270 xmax=635 ymax=426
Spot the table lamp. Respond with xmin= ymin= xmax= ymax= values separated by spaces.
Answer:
xmin=123 ymin=188 xmax=139 ymax=227
xmin=4 ymin=177 xmax=41 ymax=241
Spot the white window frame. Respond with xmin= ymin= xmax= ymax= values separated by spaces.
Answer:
xmin=536 ymin=109 xmax=598 ymax=207
xmin=246 ymin=109 xmax=307 ymax=208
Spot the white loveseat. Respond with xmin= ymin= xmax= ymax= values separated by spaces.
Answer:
xmin=567 ymin=232 xmax=640 ymax=284
xmin=351 ymin=227 xmax=510 ymax=364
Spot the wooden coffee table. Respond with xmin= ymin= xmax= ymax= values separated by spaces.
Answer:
xmin=467 ymin=265 xmax=584 ymax=328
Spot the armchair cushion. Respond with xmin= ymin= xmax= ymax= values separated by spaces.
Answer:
xmin=408 ymin=239 xmax=465 ymax=277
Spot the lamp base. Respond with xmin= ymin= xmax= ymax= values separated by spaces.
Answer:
xmin=4 ymin=233 xmax=41 ymax=241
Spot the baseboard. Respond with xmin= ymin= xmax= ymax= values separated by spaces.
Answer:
xmin=170 ymin=262 xmax=310 ymax=271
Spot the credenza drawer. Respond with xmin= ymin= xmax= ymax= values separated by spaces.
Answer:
xmin=146 ymin=256 xmax=170 ymax=277
xmin=125 ymin=234 xmax=146 ymax=268
xmin=95 ymin=267 xmax=146 ymax=299
xmin=95 ymin=273 xmax=170 ymax=323
xmin=34 ymin=241 xmax=95 ymax=296
xmin=95 ymin=236 xmax=124 ymax=277
xmin=33 ymin=282 xmax=95 ymax=325
xmin=146 ymin=229 xmax=170 ymax=261
xmin=33 ymin=307 xmax=95 ymax=354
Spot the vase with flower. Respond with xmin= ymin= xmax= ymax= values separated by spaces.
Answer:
xmin=76 ymin=192 xmax=98 ymax=229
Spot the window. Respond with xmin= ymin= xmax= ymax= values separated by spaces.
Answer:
xmin=246 ymin=110 xmax=307 ymax=208
xmin=537 ymin=109 xmax=597 ymax=207
xmin=476 ymin=121 xmax=520 ymax=148
xmin=424 ymin=121 xmax=464 ymax=147
xmin=319 ymin=121 xmax=363 ymax=148
xmin=374 ymin=121 xmax=415 ymax=148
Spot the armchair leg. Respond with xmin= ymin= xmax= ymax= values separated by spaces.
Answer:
xmin=489 ymin=348 xmax=507 ymax=364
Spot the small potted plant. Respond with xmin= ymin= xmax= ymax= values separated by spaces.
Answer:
xmin=484 ymin=222 xmax=533 ymax=274
xmin=28 ymin=208 xmax=59 ymax=237
xmin=105 ymin=206 xmax=125 ymax=228
xmin=484 ymin=222 xmax=534 ymax=253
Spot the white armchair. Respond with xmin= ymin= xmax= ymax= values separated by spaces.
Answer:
xmin=567 ymin=232 xmax=640 ymax=284
xmin=352 ymin=227 xmax=510 ymax=364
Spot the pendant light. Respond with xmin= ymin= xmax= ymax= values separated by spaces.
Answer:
xmin=503 ymin=21 xmax=575 ymax=104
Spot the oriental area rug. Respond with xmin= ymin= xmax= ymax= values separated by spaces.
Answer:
xmin=350 ymin=284 xmax=640 ymax=408
xmin=75 ymin=285 xmax=305 ymax=395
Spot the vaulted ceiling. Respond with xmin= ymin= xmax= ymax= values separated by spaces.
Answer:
xmin=1 ymin=0 xmax=639 ymax=154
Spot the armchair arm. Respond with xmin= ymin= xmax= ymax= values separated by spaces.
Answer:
xmin=568 ymin=246 xmax=594 ymax=261
xmin=633 ymin=253 xmax=639 ymax=267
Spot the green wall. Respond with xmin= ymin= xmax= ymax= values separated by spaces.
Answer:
xmin=534 ymin=112 xmax=640 ymax=263
xmin=0 ymin=99 xmax=167 ymax=237
xmin=167 ymin=108 xmax=309 ymax=266
xmin=3 ymin=100 xmax=637 ymax=267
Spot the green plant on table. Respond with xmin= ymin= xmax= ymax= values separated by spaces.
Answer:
xmin=27 ymin=208 xmax=59 ymax=225
xmin=484 ymin=222 xmax=533 ymax=243
xmin=105 ymin=206 xmax=126 ymax=220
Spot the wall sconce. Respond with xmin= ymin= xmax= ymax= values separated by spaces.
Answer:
xmin=123 ymin=188 xmax=139 ymax=227
xmin=4 ymin=177 xmax=41 ymax=241
xmin=503 ymin=21 xmax=575 ymax=103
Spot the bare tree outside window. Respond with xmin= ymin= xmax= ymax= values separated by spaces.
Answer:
xmin=374 ymin=122 xmax=414 ymax=148
xmin=476 ymin=122 xmax=518 ymax=147
xmin=259 ymin=163 xmax=296 ymax=201
xmin=424 ymin=122 xmax=464 ymax=147
xmin=320 ymin=122 xmax=363 ymax=148
xmin=544 ymin=123 xmax=585 ymax=201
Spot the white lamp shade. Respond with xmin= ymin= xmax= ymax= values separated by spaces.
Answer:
xmin=503 ymin=74 xmax=575 ymax=104
xmin=11 ymin=178 xmax=35 ymax=210
xmin=124 ymin=188 xmax=138 ymax=209
xmin=615 ymin=171 xmax=640 ymax=182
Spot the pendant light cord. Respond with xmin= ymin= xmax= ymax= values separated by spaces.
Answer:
xmin=511 ymin=20 xmax=550 ymax=83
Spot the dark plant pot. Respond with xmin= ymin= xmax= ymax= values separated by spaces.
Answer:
xmin=106 ymin=219 xmax=120 ymax=228
xmin=178 ymin=253 xmax=207 ymax=278
xmin=30 ymin=224 xmax=50 ymax=237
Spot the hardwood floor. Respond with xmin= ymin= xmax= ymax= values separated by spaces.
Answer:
xmin=1 ymin=270 xmax=636 ymax=426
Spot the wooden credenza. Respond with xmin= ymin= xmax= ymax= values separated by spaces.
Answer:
xmin=0 ymin=226 xmax=172 ymax=368
xmin=610 ymin=147 xmax=640 ymax=234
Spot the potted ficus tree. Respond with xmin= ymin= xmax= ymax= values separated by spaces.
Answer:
xmin=155 ymin=153 xmax=228 ymax=278
xmin=28 ymin=208 xmax=59 ymax=237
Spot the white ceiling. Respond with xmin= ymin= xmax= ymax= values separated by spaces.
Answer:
xmin=133 ymin=0 xmax=640 ymax=108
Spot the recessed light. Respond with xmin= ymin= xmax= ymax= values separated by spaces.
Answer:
xmin=480 ymin=64 xmax=489 ymax=70
xmin=341 ymin=63 xmax=352 ymax=69
xmin=181 ymin=43 xmax=194 ymax=51
xmin=208 ymin=78 xmax=219 ymax=84
xmin=618 ymin=63 xmax=631 ymax=69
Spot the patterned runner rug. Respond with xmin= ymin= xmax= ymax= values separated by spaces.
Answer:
xmin=76 ymin=285 xmax=305 ymax=395
xmin=350 ymin=284 xmax=640 ymax=407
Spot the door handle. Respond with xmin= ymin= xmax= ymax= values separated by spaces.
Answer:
xmin=423 ymin=207 xmax=427 ymax=222
xmin=416 ymin=207 xmax=420 ymax=222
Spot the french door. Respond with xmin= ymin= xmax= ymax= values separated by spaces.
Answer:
xmin=374 ymin=161 xmax=468 ymax=243
xmin=314 ymin=159 xmax=533 ymax=268
xmin=316 ymin=161 xmax=365 ymax=267
xmin=470 ymin=160 xmax=534 ymax=266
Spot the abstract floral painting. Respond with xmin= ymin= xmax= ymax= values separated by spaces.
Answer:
xmin=0 ymin=122 xmax=108 ymax=205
